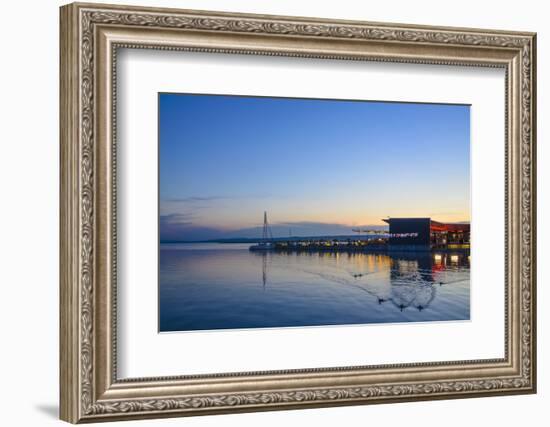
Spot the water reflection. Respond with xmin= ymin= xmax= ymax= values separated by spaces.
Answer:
xmin=262 ymin=252 xmax=268 ymax=290
xmin=256 ymin=251 xmax=468 ymax=313
xmin=160 ymin=244 xmax=470 ymax=332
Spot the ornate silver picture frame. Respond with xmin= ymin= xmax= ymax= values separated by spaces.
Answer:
xmin=60 ymin=2 xmax=536 ymax=423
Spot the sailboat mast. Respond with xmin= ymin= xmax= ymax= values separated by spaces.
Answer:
xmin=262 ymin=211 xmax=274 ymax=242
xmin=250 ymin=211 xmax=274 ymax=250
xmin=262 ymin=211 xmax=268 ymax=242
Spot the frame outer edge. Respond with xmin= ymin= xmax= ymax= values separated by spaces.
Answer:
xmin=60 ymin=2 xmax=537 ymax=422
xmin=528 ymin=33 xmax=536 ymax=393
xmin=60 ymin=3 xmax=81 ymax=424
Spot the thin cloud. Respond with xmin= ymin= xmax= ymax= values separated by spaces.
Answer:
xmin=160 ymin=213 xmax=194 ymax=225
xmin=163 ymin=196 xmax=227 ymax=203
xmin=163 ymin=194 xmax=279 ymax=204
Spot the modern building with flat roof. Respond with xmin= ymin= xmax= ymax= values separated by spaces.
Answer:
xmin=382 ymin=217 xmax=470 ymax=252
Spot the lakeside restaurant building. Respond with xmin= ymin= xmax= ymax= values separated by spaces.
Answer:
xmin=382 ymin=217 xmax=470 ymax=251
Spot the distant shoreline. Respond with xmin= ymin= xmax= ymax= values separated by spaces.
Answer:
xmin=160 ymin=234 xmax=388 ymax=245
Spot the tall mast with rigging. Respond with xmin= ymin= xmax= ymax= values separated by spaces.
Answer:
xmin=262 ymin=211 xmax=273 ymax=243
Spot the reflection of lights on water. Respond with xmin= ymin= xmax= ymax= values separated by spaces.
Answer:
xmin=451 ymin=255 xmax=459 ymax=263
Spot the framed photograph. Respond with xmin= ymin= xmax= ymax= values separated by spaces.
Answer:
xmin=60 ymin=2 xmax=537 ymax=423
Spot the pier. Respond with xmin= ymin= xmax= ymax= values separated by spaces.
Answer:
xmin=253 ymin=240 xmax=469 ymax=254
xmin=256 ymin=240 xmax=389 ymax=253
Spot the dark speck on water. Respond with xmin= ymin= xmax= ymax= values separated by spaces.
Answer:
xmin=159 ymin=243 xmax=470 ymax=332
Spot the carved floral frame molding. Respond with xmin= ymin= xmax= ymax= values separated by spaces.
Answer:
xmin=60 ymin=2 xmax=536 ymax=423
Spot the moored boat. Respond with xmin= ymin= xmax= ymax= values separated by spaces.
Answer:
xmin=249 ymin=242 xmax=275 ymax=251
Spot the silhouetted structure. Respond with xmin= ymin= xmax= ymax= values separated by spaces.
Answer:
xmin=382 ymin=217 xmax=470 ymax=251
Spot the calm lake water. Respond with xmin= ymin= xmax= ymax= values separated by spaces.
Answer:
xmin=159 ymin=243 xmax=470 ymax=332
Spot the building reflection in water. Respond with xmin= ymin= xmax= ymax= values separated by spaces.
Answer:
xmin=253 ymin=250 xmax=470 ymax=313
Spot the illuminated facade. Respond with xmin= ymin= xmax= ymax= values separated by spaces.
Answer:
xmin=382 ymin=218 xmax=470 ymax=251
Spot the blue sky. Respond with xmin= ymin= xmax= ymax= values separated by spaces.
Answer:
xmin=159 ymin=93 xmax=470 ymax=241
